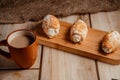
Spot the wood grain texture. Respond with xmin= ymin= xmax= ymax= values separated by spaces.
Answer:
xmin=41 ymin=46 xmax=98 ymax=80
xmin=91 ymin=9 xmax=120 ymax=80
xmin=0 ymin=22 xmax=41 ymax=69
xmin=40 ymin=15 xmax=98 ymax=80
xmin=0 ymin=70 xmax=39 ymax=80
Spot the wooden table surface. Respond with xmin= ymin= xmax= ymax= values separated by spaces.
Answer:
xmin=0 ymin=9 xmax=120 ymax=80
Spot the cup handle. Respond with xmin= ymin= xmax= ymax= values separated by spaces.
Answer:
xmin=0 ymin=40 xmax=11 ymax=59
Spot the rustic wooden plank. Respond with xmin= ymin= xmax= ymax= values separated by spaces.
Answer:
xmin=41 ymin=15 xmax=98 ymax=80
xmin=0 ymin=22 xmax=41 ymax=69
xmin=91 ymin=9 xmax=120 ymax=80
xmin=0 ymin=70 xmax=39 ymax=80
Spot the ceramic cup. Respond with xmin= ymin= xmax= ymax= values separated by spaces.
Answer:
xmin=0 ymin=29 xmax=38 ymax=68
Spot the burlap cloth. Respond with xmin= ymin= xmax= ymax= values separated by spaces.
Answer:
xmin=0 ymin=0 xmax=120 ymax=23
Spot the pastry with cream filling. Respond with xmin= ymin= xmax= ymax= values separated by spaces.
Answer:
xmin=102 ymin=31 xmax=120 ymax=53
xmin=42 ymin=15 xmax=60 ymax=38
xmin=70 ymin=19 xmax=88 ymax=43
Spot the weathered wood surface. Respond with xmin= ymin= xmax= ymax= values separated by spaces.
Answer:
xmin=0 ymin=9 xmax=120 ymax=80
xmin=91 ymin=9 xmax=120 ymax=80
xmin=41 ymin=15 xmax=98 ymax=80
xmin=0 ymin=70 xmax=39 ymax=80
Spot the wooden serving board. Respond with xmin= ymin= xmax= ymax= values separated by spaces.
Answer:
xmin=34 ymin=21 xmax=120 ymax=65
